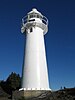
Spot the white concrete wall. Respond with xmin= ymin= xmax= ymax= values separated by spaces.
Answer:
xmin=22 ymin=26 xmax=50 ymax=90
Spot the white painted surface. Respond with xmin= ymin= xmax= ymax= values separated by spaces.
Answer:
xmin=22 ymin=27 xmax=49 ymax=90
xmin=21 ymin=8 xmax=51 ymax=90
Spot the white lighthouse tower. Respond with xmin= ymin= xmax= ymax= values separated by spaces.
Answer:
xmin=21 ymin=8 xmax=50 ymax=91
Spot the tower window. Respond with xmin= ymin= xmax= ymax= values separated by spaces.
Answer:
xmin=30 ymin=27 xmax=32 ymax=32
xmin=29 ymin=19 xmax=35 ymax=22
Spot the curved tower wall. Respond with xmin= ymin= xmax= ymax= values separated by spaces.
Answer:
xmin=21 ymin=8 xmax=50 ymax=90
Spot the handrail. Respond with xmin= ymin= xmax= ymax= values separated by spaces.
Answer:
xmin=22 ymin=15 xmax=27 ymax=23
xmin=43 ymin=16 xmax=48 ymax=25
xmin=22 ymin=14 xmax=48 ymax=26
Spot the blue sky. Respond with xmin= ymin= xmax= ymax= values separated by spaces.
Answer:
xmin=0 ymin=0 xmax=75 ymax=90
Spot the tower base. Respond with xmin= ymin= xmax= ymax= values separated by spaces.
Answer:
xmin=12 ymin=90 xmax=51 ymax=100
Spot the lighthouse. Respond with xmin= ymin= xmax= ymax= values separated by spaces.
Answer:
xmin=21 ymin=8 xmax=50 ymax=91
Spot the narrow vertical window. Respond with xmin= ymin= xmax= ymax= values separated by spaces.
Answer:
xmin=30 ymin=27 xmax=32 ymax=32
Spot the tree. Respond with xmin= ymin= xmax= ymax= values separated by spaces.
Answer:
xmin=6 ymin=72 xmax=21 ymax=91
xmin=6 ymin=72 xmax=21 ymax=99
xmin=0 ymin=72 xmax=21 ymax=95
